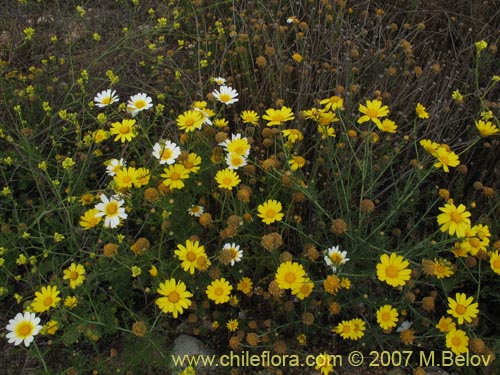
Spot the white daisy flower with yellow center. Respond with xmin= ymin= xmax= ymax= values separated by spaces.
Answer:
xmin=225 ymin=152 xmax=248 ymax=170
xmin=219 ymin=133 xmax=250 ymax=157
xmin=94 ymin=194 xmax=127 ymax=228
xmin=212 ymin=86 xmax=239 ymax=105
xmin=214 ymin=77 xmax=226 ymax=85
xmin=324 ymin=246 xmax=349 ymax=273
xmin=127 ymin=93 xmax=153 ymax=116
xmin=6 ymin=311 xmax=43 ymax=347
xmin=188 ymin=205 xmax=204 ymax=217
xmin=105 ymin=158 xmax=127 ymax=176
xmin=94 ymin=89 xmax=119 ymax=107
xmin=152 ymin=140 xmax=181 ymax=165
xmin=222 ymin=243 xmax=243 ymax=266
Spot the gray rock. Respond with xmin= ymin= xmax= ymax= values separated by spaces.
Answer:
xmin=170 ymin=335 xmax=216 ymax=374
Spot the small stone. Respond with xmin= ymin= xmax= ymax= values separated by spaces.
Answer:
xmin=170 ymin=335 xmax=215 ymax=374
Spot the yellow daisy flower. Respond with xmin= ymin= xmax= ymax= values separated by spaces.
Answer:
xmin=446 ymin=329 xmax=469 ymax=355
xmin=376 ymin=304 xmax=399 ymax=330
xmin=63 ymin=263 xmax=86 ymax=289
xmin=181 ymin=152 xmax=202 ymax=174
xmin=317 ymin=124 xmax=336 ymax=139
xmin=240 ymin=110 xmax=260 ymax=125
xmin=475 ymin=119 xmax=499 ymax=137
xmin=436 ymin=316 xmax=456 ymax=333
xmin=31 ymin=285 xmax=61 ymax=313
xmin=447 ymin=293 xmax=479 ymax=325
xmin=64 ymin=296 xmax=78 ymax=309
xmin=206 ymin=277 xmax=233 ymax=304
xmin=156 ymin=278 xmax=193 ymax=318
xmin=215 ymin=168 xmax=241 ymax=190
xmin=291 ymin=278 xmax=314 ymax=300
xmin=315 ymin=352 xmax=334 ymax=375
xmin=376 ymin=253 xmax=411 ymax=287
xmin=275 ymin=261 xmax=306 ymax=290
xmin=161 ymin=163 xmax=189 ymax=190
xmin=174 ymin=239 xmax=206 ymax=275
xmin=237 ymin=277 xmax=253 ymax=295
xmin=114 ymin=167 xmax=140 ymax=189
xmin=357 ymin=99 xmax=389 ymax=127
xmin=350 ymin=318 xmax=366 ymax=340
xmin=110 ymin=119 xmax=137 ymax=143
xmin=282 ymin=128 xmax=303 ymax=144
xmin=176 ymin=110 xmax=204 ymax=132
xmin=490 ymin=251 xmax=500 ymax=275
xmin=226 ymin=319 xmax=239 ymax=332
xmin=289 ymin=155 xmax=306 ymax=171
xmin=432 ymin=258 xmax=454 ymax=279
xmin=79 ymin=208 xmax=102 ymax=230
xmin=437 ymin=203 xmax=471 ymax=238
xmin=320 ymin=95 xmax=344 ymax=111
xmin=257 ymin=199 xmax=284 ymax=225
xmin=433 ymin=146 xmax=460 ymax=173
xmin=415 ymin=102 xmax=429 ymax=119
xmin=419 ymin=139 xmax=440 ymax=156
xmin=377 ymin=119 xmax=397 ymax=133
xmin=262 ymin=106 xmax=295 ymax=126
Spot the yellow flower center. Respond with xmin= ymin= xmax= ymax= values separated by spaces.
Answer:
xmin=266 ymin=209 xmax=276 ymax=218
xmin=44 ymin=297 xmax=53 ymax=306
xmin=134 ymin=99 xmax=147 ymax=109
xmin=284 ymin=272 xmax=296 ymax=284
xmin=272 ymin=114 xmax=284 ymax=122
xmin=223 ymin=177 xmax=232 ymax=186
xmin=329 ymin=253 xmax=343 ymax=264
xmin=469 ymin=238 xmax=480 ymax=248
xmin=381 ymin=312 xmax=390 ymax=322
xmin=184 ymin=118 xmax=195 ymax=127
xmin=219 ymin=93 xmax=231 ymax=103
xmin=17 ymin=322 xmax=33 ymax=337
xmin=184 ymin=161 xmax=193 ymax=169
xmin=435 ymin=264 xmax=445 ymax=274
xmin=214 ymin=287 xmax=224 ymax=296
xmin=105 ymin=202 xmax=118 ymax=215
xmin=168 ymin=291 xmax=180 ymax=303
xmin=449 ymin=210 xmax=463 ymax=223
xmin=229 ymin=248 xmax=238 ymax=259
xmin=161 ymin=149 xmax=173 ymax=160
xmin=121 ymin=175 xmax=132 ymax=184
xmin=102 ymin=96 xmax=111 ymax=105
xmin=186 ymin=251 xmax=197 ymax=262
xmin=234 ymin=146 xmax=245 ymax=155
xmin=493 ymin=259 xmax=500 ymax=269
xmin=451 ymin=336 xmax=462 ymax=346
xmin=455 ymin=304 xmax=466 ymax=315
xmin=197 ymin=256 xmax=207 ymax=268
xmin=342 ymin=325 xmax=351 ymax=334
xmin=300 ymin=284 xmax=309 ymax=293
xmin=170 ymin=172 xmax=180 ymax=181
xmin=439 ymin=154 xmax=450 ymax=164
xmin=366 ymin=108 xmax=380 ymax=118
xmin=385 ymin=265 xmax=398 ymax=278
xmin=70 ymin=271 xmax=79 ymax=280
xmin=231 ymin=156 xmax=242 ymax=165
xmin=120 ymin=125 xmax=130 ymax=134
